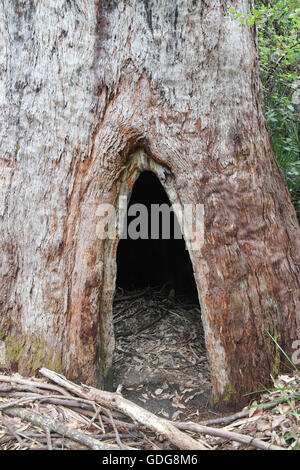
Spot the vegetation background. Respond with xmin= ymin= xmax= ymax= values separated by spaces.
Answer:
xmin=232 ymin=0 xmax=299 ymax=220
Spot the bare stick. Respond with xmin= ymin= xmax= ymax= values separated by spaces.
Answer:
xmin=0 ymin=374 xmax=71 ymax=397
xmin=113 ymin=287 xmax=150 ymax=303
xmin=0 ymin=395 xmax=42 ymax=410
xmin=173 ymin=422 xmax=285 ymax=451
xmin=107 ymin=409 xmax=127 ymax=450
xmin=45 ymin=427 xmax=53 ymax=451
xmin=3 ymin=407 xmax=121 ymax=450
xmin=89 ymin=405 xmax=105 ymax=434
xmin=200 ymin=399 xmax=288 ymax=427
xmin=3 ymin=418 xmax=26 ymax=448
xmin=40 ymin=368 xmax=207 ymax=450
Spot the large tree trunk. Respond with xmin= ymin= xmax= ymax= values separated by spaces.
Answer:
xmin=0 ymin=0 xmax=299 ymax=409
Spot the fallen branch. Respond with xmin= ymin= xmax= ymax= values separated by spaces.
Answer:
xmin=0 ymin=395 xmax=43 ymax=410
xmin=2 ymin=407 xmax=120 ymax=451
xmin=201 ymin=400 xmax=287 ymax=427
xmin=2 ymin=418 xmax=26 ymax=448
xmin=107 ymin=409 xmax=127 ymax=450
xmin=173 ymin=421 xmax=285 ymax=451
xmin=0 ymin=374 xmax=71 ymax=397
xmin=66 ymin=406 xmax=140 ymax=430
xmin=45 ymin=426 xmax=53 ymax=451
xmin=40 ymin=368 xmax=207 ymax=450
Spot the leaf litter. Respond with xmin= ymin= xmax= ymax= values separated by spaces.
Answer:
xmin=0 ymin=287 xmax=298 ymax=450
xmin=112 ymin=286 xmax=212 ymax=420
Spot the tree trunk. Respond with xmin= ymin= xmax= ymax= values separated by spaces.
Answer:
xmin=0 ymin=0 xmax=299 ymax=409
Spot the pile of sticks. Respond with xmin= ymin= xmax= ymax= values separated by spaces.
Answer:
xmin=0 ymin=368 xmax=288 ymax=450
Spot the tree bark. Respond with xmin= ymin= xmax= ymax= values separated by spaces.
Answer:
xmin=0 ymin=0 xmax=299 ymax=408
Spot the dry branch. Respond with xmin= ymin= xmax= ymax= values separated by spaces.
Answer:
xmin=1 ymin=368 xmax=297 ymax=451
xmin=173 ymin=422 xmax=285 ymax=451
xmin=201 ymin=400 xmax=288 ymax=427
xmin=0 ymin=374 xmax=71 ymax=397
xmin=2 ymin=407 xmax=120 ymax=450
xmin=40 ymin=368 xmax=207 ymax=450
xmin=2 ymin=418 xmax=26 ymax=447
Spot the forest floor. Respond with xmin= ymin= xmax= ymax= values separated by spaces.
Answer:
xmin=0 ymin=287 xmax=299 ymax=450
xmin=112 ymin=286 xmax=212 ymax=422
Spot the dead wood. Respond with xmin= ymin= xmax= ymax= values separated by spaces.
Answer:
xmin=0 ymin=374 xmax=71 ymax=397
xmin=40 ymin=368 xmax=207 ymax=450
xmin=2 ymin=418 xmax=26 ymax=447
xmin=1 ymin=368 xmax=298 ymax=451
xmin=45 ymin=426 xmax=53 ymax=450
xmin=0 ymin=384 xmax=44 ymax=395
xmin=201 ymin=400 xmax=288 ymax=427
xmin=0 ymin=395 xmax=43 ymax=410
xmin=107 ymin=409 xmax=127 ymax=450
xmin=173 ymin=422 xmax=285 ymax=451
xmin=65 ymin=405 xmax=139 ymax=430
xmin=2 ymin=407 xmax=120 ymax=450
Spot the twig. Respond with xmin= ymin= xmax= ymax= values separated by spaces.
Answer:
xmin=63 ymin=405 xmax=139 ymax=430
xmin=139 ymin=430 xmax=163 ymax=450
xmin=113 ymin=287 xmax=150 ymax=303
xmin=116 ymin=311 xmax=169 ymax=338
xmin=88 ymin=406 xmax=105 ymax=433
xmin=0 ymin=374 xmax=71 ymax=397
xmin=3 ymin=407 xmax=120 ymax=450
xmin=40 ymin=368 xmax=207 ymax=450
xmin=113 ymin=306 xmax=145 ymax=324
xmin=173 ymin=421 xmax=285 ymax=451
xmin=2 ymin=418 xmax=26 ymax=448
xmin=200 ymin=399 xmax=288 ymax=427
xmin=0 ymin=395 xmax=42 ymax=410
xmin=45 ymin=427 xmax=53 ymax=450
xmin=100 ymin=413 xmax=139 ymax=431
xmin=0 ymin=384 xmax=44 ymax=394
xmin=107 ymin=409 xmax=127 ymax=450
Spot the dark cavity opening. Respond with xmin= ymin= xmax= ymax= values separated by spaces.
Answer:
xmin=113 ymin=172 xmax=211 ymax=416
xmin=116 ymin=171 xmax=198 ymax=301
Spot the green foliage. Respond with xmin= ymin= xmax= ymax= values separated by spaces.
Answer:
xmin=245 ymin=334 xmax=300 ymax=450
xmin=267 ymin=332 xmax=300 ymax=374
xmin=230 ymin=1 xmax=300 ymax=219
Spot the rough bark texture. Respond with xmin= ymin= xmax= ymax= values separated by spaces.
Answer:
xmin=0 ymin=0 xmax=299 ymax=408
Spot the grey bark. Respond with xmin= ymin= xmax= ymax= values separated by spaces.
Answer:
xmin=0 ymin=0 xmax=299 ymax=408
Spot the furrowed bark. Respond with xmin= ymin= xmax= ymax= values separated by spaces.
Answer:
xmin=0 ymin=1 xmax=299 ymax=408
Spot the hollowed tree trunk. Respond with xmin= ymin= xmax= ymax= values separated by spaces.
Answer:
xmin=0 ymin=0 xmax=299 ymax=408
